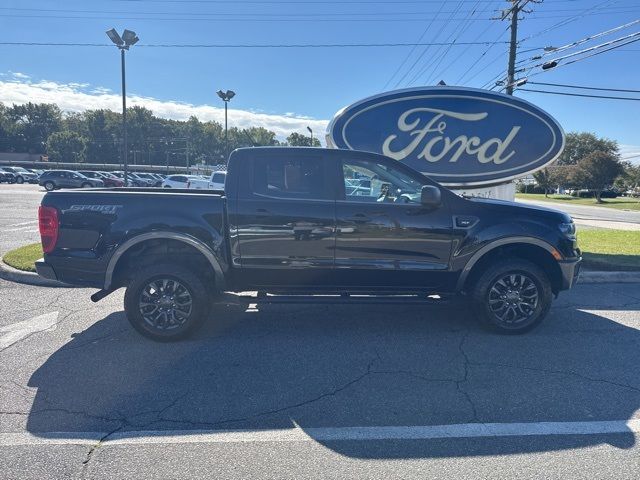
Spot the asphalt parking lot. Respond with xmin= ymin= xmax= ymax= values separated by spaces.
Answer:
xmin=1 ymin=184 xmax=640 ymax=479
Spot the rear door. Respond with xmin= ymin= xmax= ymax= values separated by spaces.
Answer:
xmin=231 ymin=151 xmax=336 ymax=288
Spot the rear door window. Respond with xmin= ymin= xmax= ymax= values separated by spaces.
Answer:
xmin=252 ymin=155 xmax=330 ymax=200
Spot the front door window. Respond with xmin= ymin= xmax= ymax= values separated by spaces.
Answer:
xmin=342 ymin=159 xmax=423 ymax=204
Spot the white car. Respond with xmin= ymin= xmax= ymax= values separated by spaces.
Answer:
xmin=161 ymin=174 xmax=202 ymax=188
xmin=186 ymin=171 xmax=226 ymax=190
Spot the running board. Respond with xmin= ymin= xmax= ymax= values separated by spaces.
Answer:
xmin=232 ymin=292 xmax=451 ymax=305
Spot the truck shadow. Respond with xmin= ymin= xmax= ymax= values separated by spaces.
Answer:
xmin=27 ymin=285 xmax=640 ymax=458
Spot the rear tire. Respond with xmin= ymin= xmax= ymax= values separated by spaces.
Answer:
xmin=81 ymin=182 xmax=92 ymax=188
xmin=470 ymin=258 xmax=552 ymax=334
xmin=16 ymin=176 xmax=24 ymax=184
xmin=124 ymin=263 xmax=210 ymax=341
xmin=44 ymin=181 xmax=55 ymax=191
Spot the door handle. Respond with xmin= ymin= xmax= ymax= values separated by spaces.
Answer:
xmin=256 ymin=208 xmax=270 ymax=214
xmin=347 ymin=213 xmax=369 ymax=222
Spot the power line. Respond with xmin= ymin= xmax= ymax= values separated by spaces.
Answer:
xmin=405 ymin=0 xmax=475 ymax=86
xmin=489 ymin=18 xmax=640 ymax=90
xmin=519 ymin=0 xmax=619 ymax=43
xmin=424 ymin=0 xmax=496 ymax=86
xmin=0 ymin=11 xmax=632 ymax=22
xmin=381 ymin=0 xmax=447 ymax=90
xmin=0 ymin=41 xmax=513 ymax=48
xmin=391 ymin=0 xmax=468 ymax=88
xmin=516 ymin=19 xmax=640 ymax=66
xmin=102 ymin=0 xmax=591 ymax=3
xmin=455 ymin=18 xmax=508 ymax=84
xmin=515 ymin=35 xmax=640 ymax=83
xmin=527 ymin=81 xmax=640 ymax=93
xmin=518 ymin=30 xmax=640 ymax=73
xmin=0 ymin=7 xmax=505 ymax=16
xmin=518 ymin=88 xmax=640 ymax=101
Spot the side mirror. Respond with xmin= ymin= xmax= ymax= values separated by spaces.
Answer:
xmin=421 ymin=185 xmax=441 ymax=208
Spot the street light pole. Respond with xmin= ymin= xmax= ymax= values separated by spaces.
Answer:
xmin=121 ymin=48 xmax=127 ymax=185
xmin=106 ymin=28 xmax=139 ymax=186
xmin=224 ymin=100 xmax=228 ymax=159
xmin=307 ymin=126 xmax=313 ymax=146
xmin=216 ymin=89 xmax=235 ymax=163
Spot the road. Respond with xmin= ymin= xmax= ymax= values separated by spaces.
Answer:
xmin=517 ymin=198 xmax=640 ymax=230
xmin=2 ymin=279 xmax=640 ymax=479
xmin=1 ymin=183 xmax=640 ymax=478
xmin=0 ymin=184 xmax=43 ymax=255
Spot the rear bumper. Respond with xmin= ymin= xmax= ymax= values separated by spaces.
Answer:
xmin=558 ymin=256 xmax=581 ymax=290
xmin=35 ymin=259 xmax=58 ymax=281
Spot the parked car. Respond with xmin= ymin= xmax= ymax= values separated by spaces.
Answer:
xmin=148 ymin=173 xmax=165 ymax=186
xmin=186 ymin=171 xmax=226 ymax=190
xmin=38 ymin=170 xmax=104 ymax=191
xmin=79 ymin=170 xmax=124 ymax=188
xmin=1 ymin=166 xmax=39 ymax=184
xmin=0 ymin=169 xmax=17 ymax=184
xmin=111 ymin=171 xmax=150 ymax=187
xmin=572 ymin=189 xmax=618 ymax=199
xmin=161 ymin=174 xmax=201 ymax=188
xmin=36 ymin=147 xmax=581 ymax=341
xmin=132 ymin=172 xmax=161 ymax=187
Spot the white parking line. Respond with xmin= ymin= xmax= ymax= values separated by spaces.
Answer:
xmin=1 ymin=419 xmax=639 ymax=447
xmin=0 ymin=312 xmax=59 ymax=350
xmin=4 ymin=227 xmax=38 ymax=233
xmin=6 ymin=221 xmax=37 ymax=228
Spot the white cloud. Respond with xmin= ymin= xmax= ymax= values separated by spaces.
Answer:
xmin=0 ymin=74 xmax=329 ymax=142
xmin=8 ymin=71 xmax=30 ymax=80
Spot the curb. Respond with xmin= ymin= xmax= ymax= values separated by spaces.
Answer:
xmin=0 ymin=257 xmax=73 ymax=288
xmin=577 ymin=271 xmax=640 ymax=284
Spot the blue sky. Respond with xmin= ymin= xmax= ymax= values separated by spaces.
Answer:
xmin=0 ymin=0 xmax=639 ymax=157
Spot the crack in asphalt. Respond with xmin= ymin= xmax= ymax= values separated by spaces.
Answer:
xmin=455 ymin=331 xmax=479 ymax=423
xmin=470 ymin=360 xmax=640 ymax=394
xmin=81 ymin=425 xmax=125 ymax=477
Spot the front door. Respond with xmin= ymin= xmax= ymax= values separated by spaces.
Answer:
xmin=334 ymin=155 xmax=453 ymax=291
xmin=233 ymin=152 xmax=336 ymax=289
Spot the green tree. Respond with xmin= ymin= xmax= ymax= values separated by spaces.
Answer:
xmin=78 ymin=109 xmax=121 ymax=164
xmin=5 ymin=103 xmax=62 ymax=153
xmin=557 ymin=132 xmax=618 ymax=165
xmin=286 ymin=131 xmax=321 ymax=147
xmin=532 ymin=169 xmax=553 ymax=197
xmin=614 ymin=163 xmax=640 ymax=192
xmin=570 ymin=151 xmax=625 ymax=203
xmin=46 ymin=131 xmax=88 ymax=163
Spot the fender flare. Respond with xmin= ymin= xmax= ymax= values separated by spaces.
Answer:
xmin=104 ymin=231 xmax=225 ymax=289
xmin=455 ymin=236 xmax=560 ymax=291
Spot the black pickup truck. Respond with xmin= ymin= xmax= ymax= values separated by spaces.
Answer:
xmin=36 ymin=147 xmax=581 ymax=340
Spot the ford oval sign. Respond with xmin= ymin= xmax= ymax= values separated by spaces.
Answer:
xmin=327 ymin=87 xmax=565 ymax=187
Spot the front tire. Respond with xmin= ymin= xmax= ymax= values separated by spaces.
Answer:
xmin=124 ymin=264 xmax=210 ymax=341
xmin=470 ymin=259 xmax=552 ymax=334
xmin=44 ymin=181 xmax=55 ymax=191
xmin=16 ymin=176 xmax=24 ymax=184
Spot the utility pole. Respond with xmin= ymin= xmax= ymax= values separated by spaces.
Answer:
xmin=505 ymin=1 xmax=519 ymax=95
xmin=501 ymin=0 xmax=539 ymax=95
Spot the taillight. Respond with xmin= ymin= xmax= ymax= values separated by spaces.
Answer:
xmin=38 ymin=206 xmax=59 ymax=254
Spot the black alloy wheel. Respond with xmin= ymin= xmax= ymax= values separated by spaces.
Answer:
xmin=124 ymin=264 xmax=209 ymax=341
xmin=471 ymin=258 xmax=552 ymax=334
